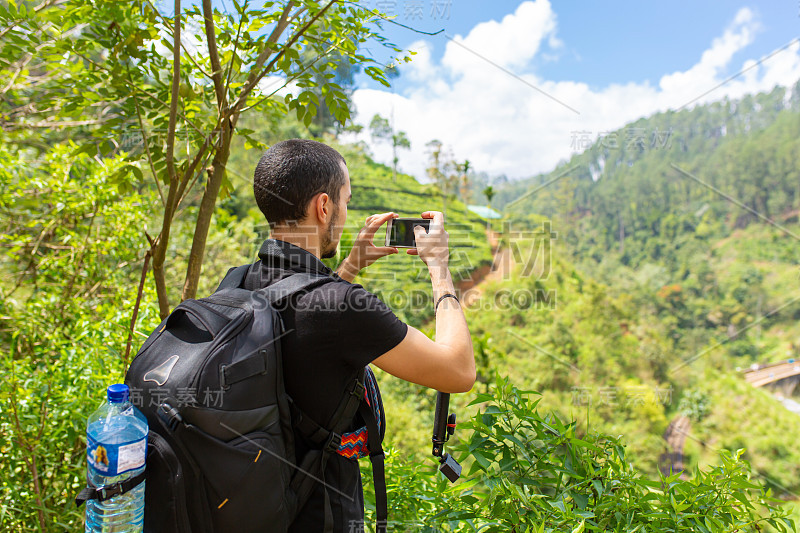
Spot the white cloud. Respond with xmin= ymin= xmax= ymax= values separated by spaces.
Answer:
xmin=405 ymin=40 xmax=437 ymax=82
xmin=658 ymin=7 xmax=759 ymax=102
xmin=441 ymin=0 xmax=558 ymax=72
xmin=346 ymin=3 xmax=800 ymax=182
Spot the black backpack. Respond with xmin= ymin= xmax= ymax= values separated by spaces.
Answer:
xmin=121 ymin=265 xmax=388 ymax=533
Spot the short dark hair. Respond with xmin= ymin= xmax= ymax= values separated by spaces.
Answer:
xmin=253 ymin=139 xmax=347 ymax=227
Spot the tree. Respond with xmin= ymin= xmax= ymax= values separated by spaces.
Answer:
xmin=426 ymin=139 xmax=458 ymax=216
xmin=0 ymin=0 xmax=406 ymax=319
xmin=483 ymin=184 xmax=495 ymax=231
xmin=457 ymin=159 xmax=471 ymax=210
xmin=483 ymin=185 xmax=495 ymax=207
xmin=306 ymin=48 xmax=360 ymax=134
xmin=369 ymin=113 xmax=410 ymax=181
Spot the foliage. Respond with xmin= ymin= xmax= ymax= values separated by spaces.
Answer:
xmin=0 ymin=0 xmax=409 ymax=317
xmin=455 ymin=217 xmax=800 ymax=499
xmin=499 ymin=83 xmax=800 ymax=271
xmin=0 ymin=145 xmax=155 ymax=531
xmin=3 ymin=51 xmax=800 ymax=527
xmin=484 ymin=82 xmax=800 ymax=520
xmin=678 ymin=389 xmax=711 ymax=422
xmin=482 ymin=185 xmax=494 ymax=206
xmin=363 ymin=377 xmax=796 ymax=532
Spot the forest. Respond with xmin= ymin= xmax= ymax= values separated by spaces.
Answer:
xmin=1 ymin=0 xmax=800 ymax=531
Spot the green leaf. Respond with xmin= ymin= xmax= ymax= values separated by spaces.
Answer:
xmin=70 ymin=144 xmax=96 ymax=158
xmin=591 ymin=479 xmax=604 ymax=497
xmin=572 ymin=492 xmax=588 ymax=511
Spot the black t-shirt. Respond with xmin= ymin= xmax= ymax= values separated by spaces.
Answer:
xmin=244 ymin=238 xmax=408 ymax=532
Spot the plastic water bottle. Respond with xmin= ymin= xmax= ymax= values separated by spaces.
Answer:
xmin=85 ymin=384 xmax=148 ymax=532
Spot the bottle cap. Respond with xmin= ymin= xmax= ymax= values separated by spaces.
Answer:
xmin=107 ymin=384 xmax=130 ymax=403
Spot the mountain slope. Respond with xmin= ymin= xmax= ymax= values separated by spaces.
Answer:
xmin=484 ymin=82 xmax=800 ymax=497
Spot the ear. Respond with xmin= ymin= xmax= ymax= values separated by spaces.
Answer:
xmin=312 ymin=192 xmax=331 ymax=224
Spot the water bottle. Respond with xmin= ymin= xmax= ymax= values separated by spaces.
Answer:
xmin=85 ymin=384 xmax=148 ymax=532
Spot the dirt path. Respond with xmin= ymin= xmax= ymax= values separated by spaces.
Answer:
xmin=658 ymin=415 xmax=691 ymax=479
xmin=457 ymin=230 xmax=513 ymax=308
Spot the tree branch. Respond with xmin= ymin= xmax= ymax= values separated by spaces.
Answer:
xmin=153 ymin=0 xmax=183 ymax=319
xmin=228 ymin=0 xmax=297 ymax=112
xmin=4 ymin=119 xmax=104 ymax=129
xmin=145 ymin=0 xmax=215 ymax=79
xmin=124 ymin=248 xmax=151 ymax=369
xmin=165 ymin=0 xmax=182 ymax=201
xmin=180 ymin=1 xmax=339 ymax=301
xmin=222 ymin=0 xmax=249 ymax=101
xmin=201 ymin=0 xmax=227 ymax=111
xmin=239 ymin=39 xmax=338 ymax=113
xmin=182 ymin=160 xmax=228 ymax=300
xmin=126 ymin=62 xmax=164 ymax=206
xmin=175 ymin=134 xmax=213 ymax=206
xmin=175 ymin=143 xmax=215 ymax=213
xmin=69 ymin=50 xmax=206 ymax=138
xmin=229 ymin=0 xmax=338 ymax=117
xmin=0 ymin=0 xmax=62 ymax=41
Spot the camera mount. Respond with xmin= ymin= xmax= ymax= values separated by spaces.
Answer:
xmin=431 ymin=392 xmax=462 ymax=483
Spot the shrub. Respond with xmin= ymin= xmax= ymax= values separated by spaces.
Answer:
xmin=364 ymin=377 xmax=795 ymax=532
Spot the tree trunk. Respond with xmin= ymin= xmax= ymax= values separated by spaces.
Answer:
xmin=153 ymin=179 xmax=180 ymax=318
xmin=153 ymin=0 xmax=182 ymax=319
xmin=182 ymin=126 xmax=232 ymax=300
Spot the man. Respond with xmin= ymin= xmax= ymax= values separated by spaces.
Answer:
xmin=250 ymin=139 xmax=475 ymax=531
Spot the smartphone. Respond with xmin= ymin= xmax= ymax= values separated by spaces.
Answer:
xmin=385 ymin=218 xmax=431 ymax=248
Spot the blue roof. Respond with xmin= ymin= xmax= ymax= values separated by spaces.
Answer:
xmin=467 ymin=205 xmax=502 ymax=219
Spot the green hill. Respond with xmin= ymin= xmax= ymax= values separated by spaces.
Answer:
xmin=486 ymin=81 xmax=800 ymax=500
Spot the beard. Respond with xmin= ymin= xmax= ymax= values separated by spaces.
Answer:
xmin=320 ymin=206 xmax=340 ymax=259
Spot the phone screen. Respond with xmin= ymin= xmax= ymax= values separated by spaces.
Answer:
xmin=386 ymin=218 xmax=431 ymax=247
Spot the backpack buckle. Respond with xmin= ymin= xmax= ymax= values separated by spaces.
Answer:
xmin=99 ymin=484 xmax=122 ymax=502
xmin=350 ymin=380 xmax=366 ymax=399
xmin=157 ymin=402 xmax=183 ymax=432
xmin=325 ymin=431 xmax=342 ymax=453
xmin=219 ymin=364 xmax=231 ymax=391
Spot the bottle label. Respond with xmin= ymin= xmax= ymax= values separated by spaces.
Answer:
xmin=87 ymin=433 xmax=147 ymax=477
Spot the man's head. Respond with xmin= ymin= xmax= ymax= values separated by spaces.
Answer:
xmin=254 ymin=139 xmax=351 ymax=258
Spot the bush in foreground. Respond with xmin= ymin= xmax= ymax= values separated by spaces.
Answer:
xmin=364 ymin=377 xmax=796 ymax=532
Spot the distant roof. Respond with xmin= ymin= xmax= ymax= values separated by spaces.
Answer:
xmin=467 ymin=205 xmax=502 ymax=219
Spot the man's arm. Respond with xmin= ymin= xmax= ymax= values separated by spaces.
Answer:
xmin=372 ymin=211 xmax=475 ymax=393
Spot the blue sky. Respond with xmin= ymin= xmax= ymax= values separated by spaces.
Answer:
xmin=358 ymin=1 xmax=799 ymax=91
xmin=345 ymin=1 xmax=800 ymax=180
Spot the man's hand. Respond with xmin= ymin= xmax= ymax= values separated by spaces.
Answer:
xmin=336 ymin=212 xmax=399 ymax=282
xmin=407 ymin=211 xmax=449 ymax=270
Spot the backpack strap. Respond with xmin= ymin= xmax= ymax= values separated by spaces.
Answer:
xmin=75 ymin=469 xmax=147 ymax=506
xmin=260 ymin=271 xmax=333 ymax=304
xmin=288 ymin=368 xmax=370 ymax=533
xmin=215 ymin=264 xmax=250 ymax=291
xmin=289 ymin=369 xmax=366 ymax=450
xmin=217 ymin=264 xmax=334 ymax=305
xmin=359 ymin=399 xmax=388 ymax=533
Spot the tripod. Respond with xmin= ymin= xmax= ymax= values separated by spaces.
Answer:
xmin=431 ymin=392 xmax=462 ymax=482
